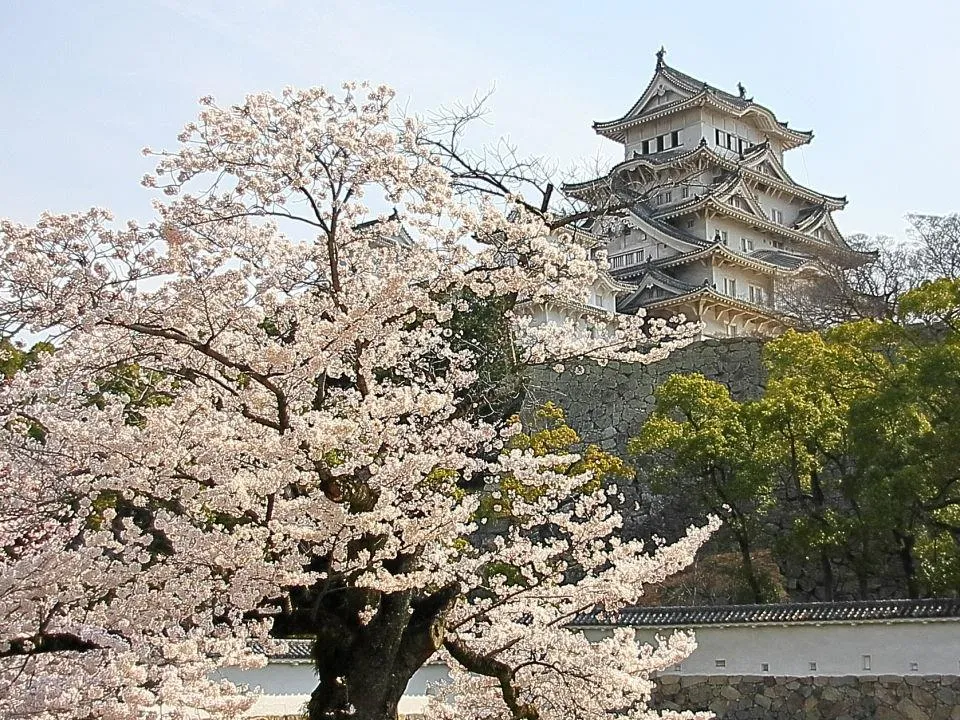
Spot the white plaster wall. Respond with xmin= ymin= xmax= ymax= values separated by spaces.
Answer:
xmin=706 ymin=215 xmax=800 ymax=255
xmin=608 ymin=233 xmax=680 ymax=265
xmin=624 ymin=109 xmax=701 ymax=159
xmin=697 ymin=109 xmax=790 ymax=164
xmin=673 ymin=213 xmax=706 ymax=240
xmin=219 ymin=661 xmax=450 ymax=697
xmin=748 ymin=187 xmax=807 ymax=228
xmin=218 ymin=662 xmax=447 ymax=717
xmin=698 ymin=312 xmax=732 ymax=338
xmin=588 ymin=278 xmax=619 ymax=312
xmin=223 ymin=622 xmax=960 ymax=716
xmin=711 ymin=265 xmax=773 ymax=305
xmin=583 ymin=622 xmax=960 ymax=677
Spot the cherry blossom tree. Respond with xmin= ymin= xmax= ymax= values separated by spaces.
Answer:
xmin=0 ymin=83 xmax=714 ymax=720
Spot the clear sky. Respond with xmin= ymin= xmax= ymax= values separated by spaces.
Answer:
xmin=2 ymin=0 xmax=958 ymax=240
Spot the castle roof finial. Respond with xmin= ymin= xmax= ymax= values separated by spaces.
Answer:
xmin=656 ymin=46 xmax=666 ymax=68
xmin=737 ymin=82 xmax=747 ymax=99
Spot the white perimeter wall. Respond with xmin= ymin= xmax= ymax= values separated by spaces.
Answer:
xmin=219 ymin=662 xmax=449 ymax=717
xmin=583 ymin=622 xmax=960 ymax=677
xmin=220 ymin=622 xmax=960 ymax=716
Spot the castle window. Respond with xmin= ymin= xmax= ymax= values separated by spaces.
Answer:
xmin=657 ymin=135 xmax=665 ymax=152
xmin=671 ymin=130 xmax=680 ymax=147
xmin=663 ymin=191 xmax=673 ymax=203
xmin=715 ymin=659 xmax=726 ymax=668
xmin=910 ymin=662 xmax=919 ymax=672
xmin=686 ymin=219 xmax=695 ymax=228
xmin=642 ymin=140 xmax=651 ymax=155
xmin=715 ymin=129 xmax=723 ymax=146
xmin=862 ymin=655 xmax=871 ymax=671
xmin=761 ymin=663 xmax=770 ymax=672
xmin=738 ymin=138 xmax=747 ymax=154
xmin=720 ymin=230 xmax=729 ymax=246
xmin=749 ymin=285 xmax=764 ymax=304
xmin=772 ymin=208 xmax=783 ymax=225
xmin=681 ymin=186 xmax=690 ymax=199
xmin=809 ymin=662 xmax=818 ymax=672
xmin=773 ymin=240 xmax=784 ymax=249
xmin=726 ymin=324 xmax=739 ymax=337
xmin=740 ymin=237 xmax=754 ymax=252
xmin=723 ymin=277 xmax=737 ymax=297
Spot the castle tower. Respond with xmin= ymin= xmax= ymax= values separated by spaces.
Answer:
xmin=564 ymin=49 xmax=869 ymax=337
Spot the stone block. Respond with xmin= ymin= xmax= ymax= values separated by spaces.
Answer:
xmin=896 ymin=697 xmax=930 ymax=720
xmin=719 ymin=685 xmax=741 ymax=701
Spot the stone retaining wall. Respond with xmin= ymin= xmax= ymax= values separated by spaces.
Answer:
xmin=653 ymin=674 xmax=960 ymax=720
xmin=523 ymin=337 xmax=766 ymax=455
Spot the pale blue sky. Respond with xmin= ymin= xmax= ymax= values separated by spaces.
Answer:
xmin=2 ymin=1 xmax=958 ymax=239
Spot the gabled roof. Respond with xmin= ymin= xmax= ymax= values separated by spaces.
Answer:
xmin=596 ymin=267 xmax=638 ymax=294
xmin=616 ymin=269 xmax=705 ymax=315
xmin=649 ymin=173 xmax=759 ymax=222
xmin=619 ymin=282 xmax=786 ymax=323
xmin=650 ymin=181 xmax=856 ymax=255
xmin=572 ymin=598 xmax=960 ymax=629
xmin=620 ymin=242 xmax=814 ymax=277
xmin=793 ymin=206 xmax=849 ymax=249
xmin=563 ymin=141 xmax=846 ymax=213
xmin=593 ymin=53 xmax=812 ymax=150
xmin=617 ymin=267 xmax=703 ymax=294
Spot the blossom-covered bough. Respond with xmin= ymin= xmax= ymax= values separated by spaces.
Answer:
xmin=0 ymin=84 xmax=714 ymax=720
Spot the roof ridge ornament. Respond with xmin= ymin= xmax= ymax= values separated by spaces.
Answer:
xmin=737 ymin=82 xmax=746 ymax=99
xmin=656 ymin=46 xmax=666 ymax=69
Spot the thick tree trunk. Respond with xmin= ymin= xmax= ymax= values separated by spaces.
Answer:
xmin=306 ymin=584 xmax=459 ymax=720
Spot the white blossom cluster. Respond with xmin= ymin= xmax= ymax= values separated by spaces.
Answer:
xmin=0 ymin=84 xmax=714 ymax=719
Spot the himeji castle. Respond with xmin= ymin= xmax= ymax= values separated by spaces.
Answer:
xmin=564 ymin=48 xmax=871 ymax=337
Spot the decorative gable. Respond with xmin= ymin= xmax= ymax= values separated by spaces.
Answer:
xmin=758 ymin=161 xmax=788 ymax=182
xmin=626 ymin=73 xmax=695 ymax=119
xmin=717 ymin=178 xmax=767 ymax=218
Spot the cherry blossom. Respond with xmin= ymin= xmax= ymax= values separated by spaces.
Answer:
xmin=0 ymin=83 xmax=711 ymax=720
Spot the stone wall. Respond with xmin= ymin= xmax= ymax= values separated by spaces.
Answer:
xmin=523 ymin=337 xmax=766 ymax=455
xmin=654 ymin=674 xmax=960 ymax=720
xmin=522 ymin=337 xmax=912 ymax=601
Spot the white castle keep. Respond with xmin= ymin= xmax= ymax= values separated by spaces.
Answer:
xmin=563 ymin=48 xmax=869 ymax=337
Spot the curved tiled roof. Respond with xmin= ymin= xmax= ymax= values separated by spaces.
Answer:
xmin=573 ymin=598 xmax=960 ymax=628
xmin=614 ymin=266 xmax=703 ymax=291
xmin=564 ymin=142 xmax=846 ymax=213
xmin=255 ymin=601 xmax=960 ymax=662
xmin=748 ymin=249 xmax=814 ymax=271
xmin=593 ymin=61 xmax=812 ymax=149
xmin=256 ymin=639 xmax=314 ymax=660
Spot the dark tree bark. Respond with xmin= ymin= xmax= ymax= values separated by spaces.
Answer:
xmin=304 ymin=583 xmax=460 ymax=720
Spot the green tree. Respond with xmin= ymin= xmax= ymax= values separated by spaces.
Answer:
xmin=845 ymin=279 xmax=960 ymax=595
xmin=629 ymin=374 xmax=778 ymax=603
xmin=634 ymin=279 xmax=960 ymax=601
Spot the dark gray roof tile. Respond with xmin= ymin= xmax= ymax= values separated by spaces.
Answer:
xmin=748 ymin=249 xmax=814 ymax=270
xmin=573 ymin=598 xmax=960 ymax=628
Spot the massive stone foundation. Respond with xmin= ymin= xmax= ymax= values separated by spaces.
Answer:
xmin=653 ymin=674 xmax=960 ymax=720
